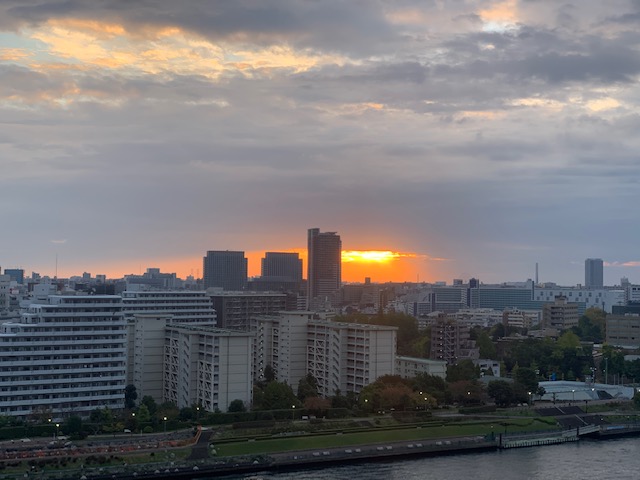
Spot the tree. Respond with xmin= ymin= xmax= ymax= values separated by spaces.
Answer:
xmin=136 ymin=404 xmax=151 ymax=424
xmin=446 ymin=360 xmax=480 ymax=383
xmin=476 ymin=330 xmax=497 ymax=359
xmin=261 ymin=381 xmax=298 ymax=410
xmin=140 ymin=396 xmax=158 ymax=416
xmin=228 ymin=399 xmax=247 ymax=413
xmin=514 ymin=367 xmax=538 ymax=394
xmin=64 ymin=416 xmax=83 ymax=436
xmin=487 ymin=380 xmax=514 ymax=407
xmin=304 ymin=396 xmax=331 ymax=415
xmin=413 ymin=373 xmax=448 ymax=405
xmin=297 ymin=373 xmax=319 ymax=402
xmin=124 ymin=384 xmax=138 ymax=409
xmin=263 ymin=364 xmax=275 ymax=383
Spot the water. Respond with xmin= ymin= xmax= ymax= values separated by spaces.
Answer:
xmin=213 ymin=437 xmax=640 ymax=480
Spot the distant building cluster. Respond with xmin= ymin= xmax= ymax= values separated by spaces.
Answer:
xmin=1 ymin=236 xmax=640 ymax=420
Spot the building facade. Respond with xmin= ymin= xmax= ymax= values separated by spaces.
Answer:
xmin=163 ymin=324 xmax=254 ymax=412
xmin=255 ymin=312 xmax=396 ymax=397
xmin=542 ymin=296 xmax=579 ymax=329
xmin=261 ymin=252 xmax=303 ymax=284
xmin=122 ymin=290 xmax=217 ymax=325
xmin=606 ymin=314 xmax=640 ymax=349
xmin=585 ymin=258 xmax=604 ymax=288
xmin=209 ymin=291 xmax=288 ymax=330
xmin=0 ymin=295 xmax=127 ymax=419
xmin=307 ymin=228 xmax=341 ymax=309
xmin=430 ymin=314 xmax=479 ymax=364
xmin=395 ymin=356 xmax=447 ymax=380
xmin=203 ymin=251 xmax=248 ymax=291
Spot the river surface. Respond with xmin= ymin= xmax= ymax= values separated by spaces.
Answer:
xmin=211 ymin=437 xmax=640 ymax=480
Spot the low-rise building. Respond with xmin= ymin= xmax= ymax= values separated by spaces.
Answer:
xmin=542 ymin=296 xmax=579 ymax=330
xmin=606 ymin=314 xmax=640 ymax=349
xmin=395 ymin=356 xmax=447 ymax=380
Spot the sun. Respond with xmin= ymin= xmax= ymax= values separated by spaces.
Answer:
xmin=342 ymin=251 xmax=403 ymax=263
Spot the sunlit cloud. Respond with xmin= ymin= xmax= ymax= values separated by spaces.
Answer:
xmin=342 ymin=250 xmax=419 ymax=263
xmin=479 ymin=0 xmax=519 ymax=32
xmin=0 ymin=48 xmax=31 ymax=61
xmin=586 ymin=97 xmax=621 ymax=112
xmin=24 ymin=18 xmax=345 ymax=81
xmin=606 ymin=261 xmax=640 ymax=267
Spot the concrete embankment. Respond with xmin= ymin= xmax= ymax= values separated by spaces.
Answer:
xmin=75 ymin=436 xmax=498 ymax=480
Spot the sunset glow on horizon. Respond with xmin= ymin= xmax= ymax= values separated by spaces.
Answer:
xmin=48 ymin=249 xmax=440 ymax=284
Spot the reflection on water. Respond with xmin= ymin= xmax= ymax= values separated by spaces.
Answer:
xmin=212 ymin=437 xmax=640 ymax=480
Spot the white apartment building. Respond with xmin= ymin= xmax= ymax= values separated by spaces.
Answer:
xmin=121 ymin=290 xmax=217 ymax=325
xmin=128 ymin=314 xmax=170 ymax=402
xmin=395 ymin=356 xmax=447 ymax=380
xmin=163 ymin=324 xmax=254 ymax=412
xmin=0 ymin=295 xmax=127 ymax=419
xmin=451 ymin=309 xmax=504 ymax=328
xmin=255 ymin=312 xmax=396 ymax=397
xmin=533 ymin=287 xmax=625 ymax=313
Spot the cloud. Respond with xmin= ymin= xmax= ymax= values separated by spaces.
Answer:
xmin=1 ymin=1 xmax=640 ymax=284
xmin=606 ymin=261 xmax=640 ymax=267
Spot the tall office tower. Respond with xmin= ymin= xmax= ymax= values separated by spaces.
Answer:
xmin=261 ymin=252 xmax=303 ymax=282
xmin=307 ymin=228 xmax=342 ymax=309
xmin=585 ymin=258 xmax=604 ymax=288
xmin=203 ymin=250 xmax=248 ymax=290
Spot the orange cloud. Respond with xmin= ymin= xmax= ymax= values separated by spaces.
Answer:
xmin=606 ymin=261 xmax=640 ymax=267
xmin=0 ymin=48 xmax=31 ymax=61
xmin=479 ymin=0 xmax=518 ymax=23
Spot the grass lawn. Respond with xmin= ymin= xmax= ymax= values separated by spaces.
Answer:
xmin=215 ymin=419 xmax=557 ymax=457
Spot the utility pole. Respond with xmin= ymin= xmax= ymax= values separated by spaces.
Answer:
xmin=605 ymin=357 xmax=609 ymax=385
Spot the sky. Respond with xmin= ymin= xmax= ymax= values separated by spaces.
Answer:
xmin=2 ymin=1 xmax=640 ymax=285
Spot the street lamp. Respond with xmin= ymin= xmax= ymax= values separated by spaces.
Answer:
xmin=571 ymin=389 xmax=575 ymax=403
xmin=528 ymin=391 xmax=532 ymax=406
xmin=291 ymin=405 xmax=296 ymax=421
xmin=55 ymin=423 xmax=60 ymax=439
xmin=163 ymin=416 xmax=167 ymax=433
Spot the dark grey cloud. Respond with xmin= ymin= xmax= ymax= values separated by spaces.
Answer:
xmin=0 ymin=0 xmax=398 ymax=55
xmin=2 ymin=1 xmax=640 ymax=284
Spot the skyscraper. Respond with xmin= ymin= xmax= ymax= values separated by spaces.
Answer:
xmin=307 ymin=228 xmax=341 ymax=309
xmin=203 ymin=251 xmax=248 ymax=290
xmin=585 ymin=258 xmax=604 ymax=288
xmin=261 ymin=252 xmax=303 ymax=283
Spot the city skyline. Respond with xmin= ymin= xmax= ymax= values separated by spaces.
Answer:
xmin=2 ymin=2 xmax=640 ymax=285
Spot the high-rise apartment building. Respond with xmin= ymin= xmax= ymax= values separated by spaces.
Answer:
xmin=0 ymin=295 xmax=127 ymax=419
xmin=203 ymin=250 xmax=248 ymax=290
xmin=255 ymin=312 xmax=396 ymax=397
xmin=122 ymin=290 xmax=217 ymax=325
xmin=585 ymin=258 xmax=604 ymax=288
xmin=208 ymin=291 xmax=288 ymax=330
xmin=307 ymin=228 xmax=341 ymax=309
xmin=163 ymin=324 xmax=254 ymax=412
